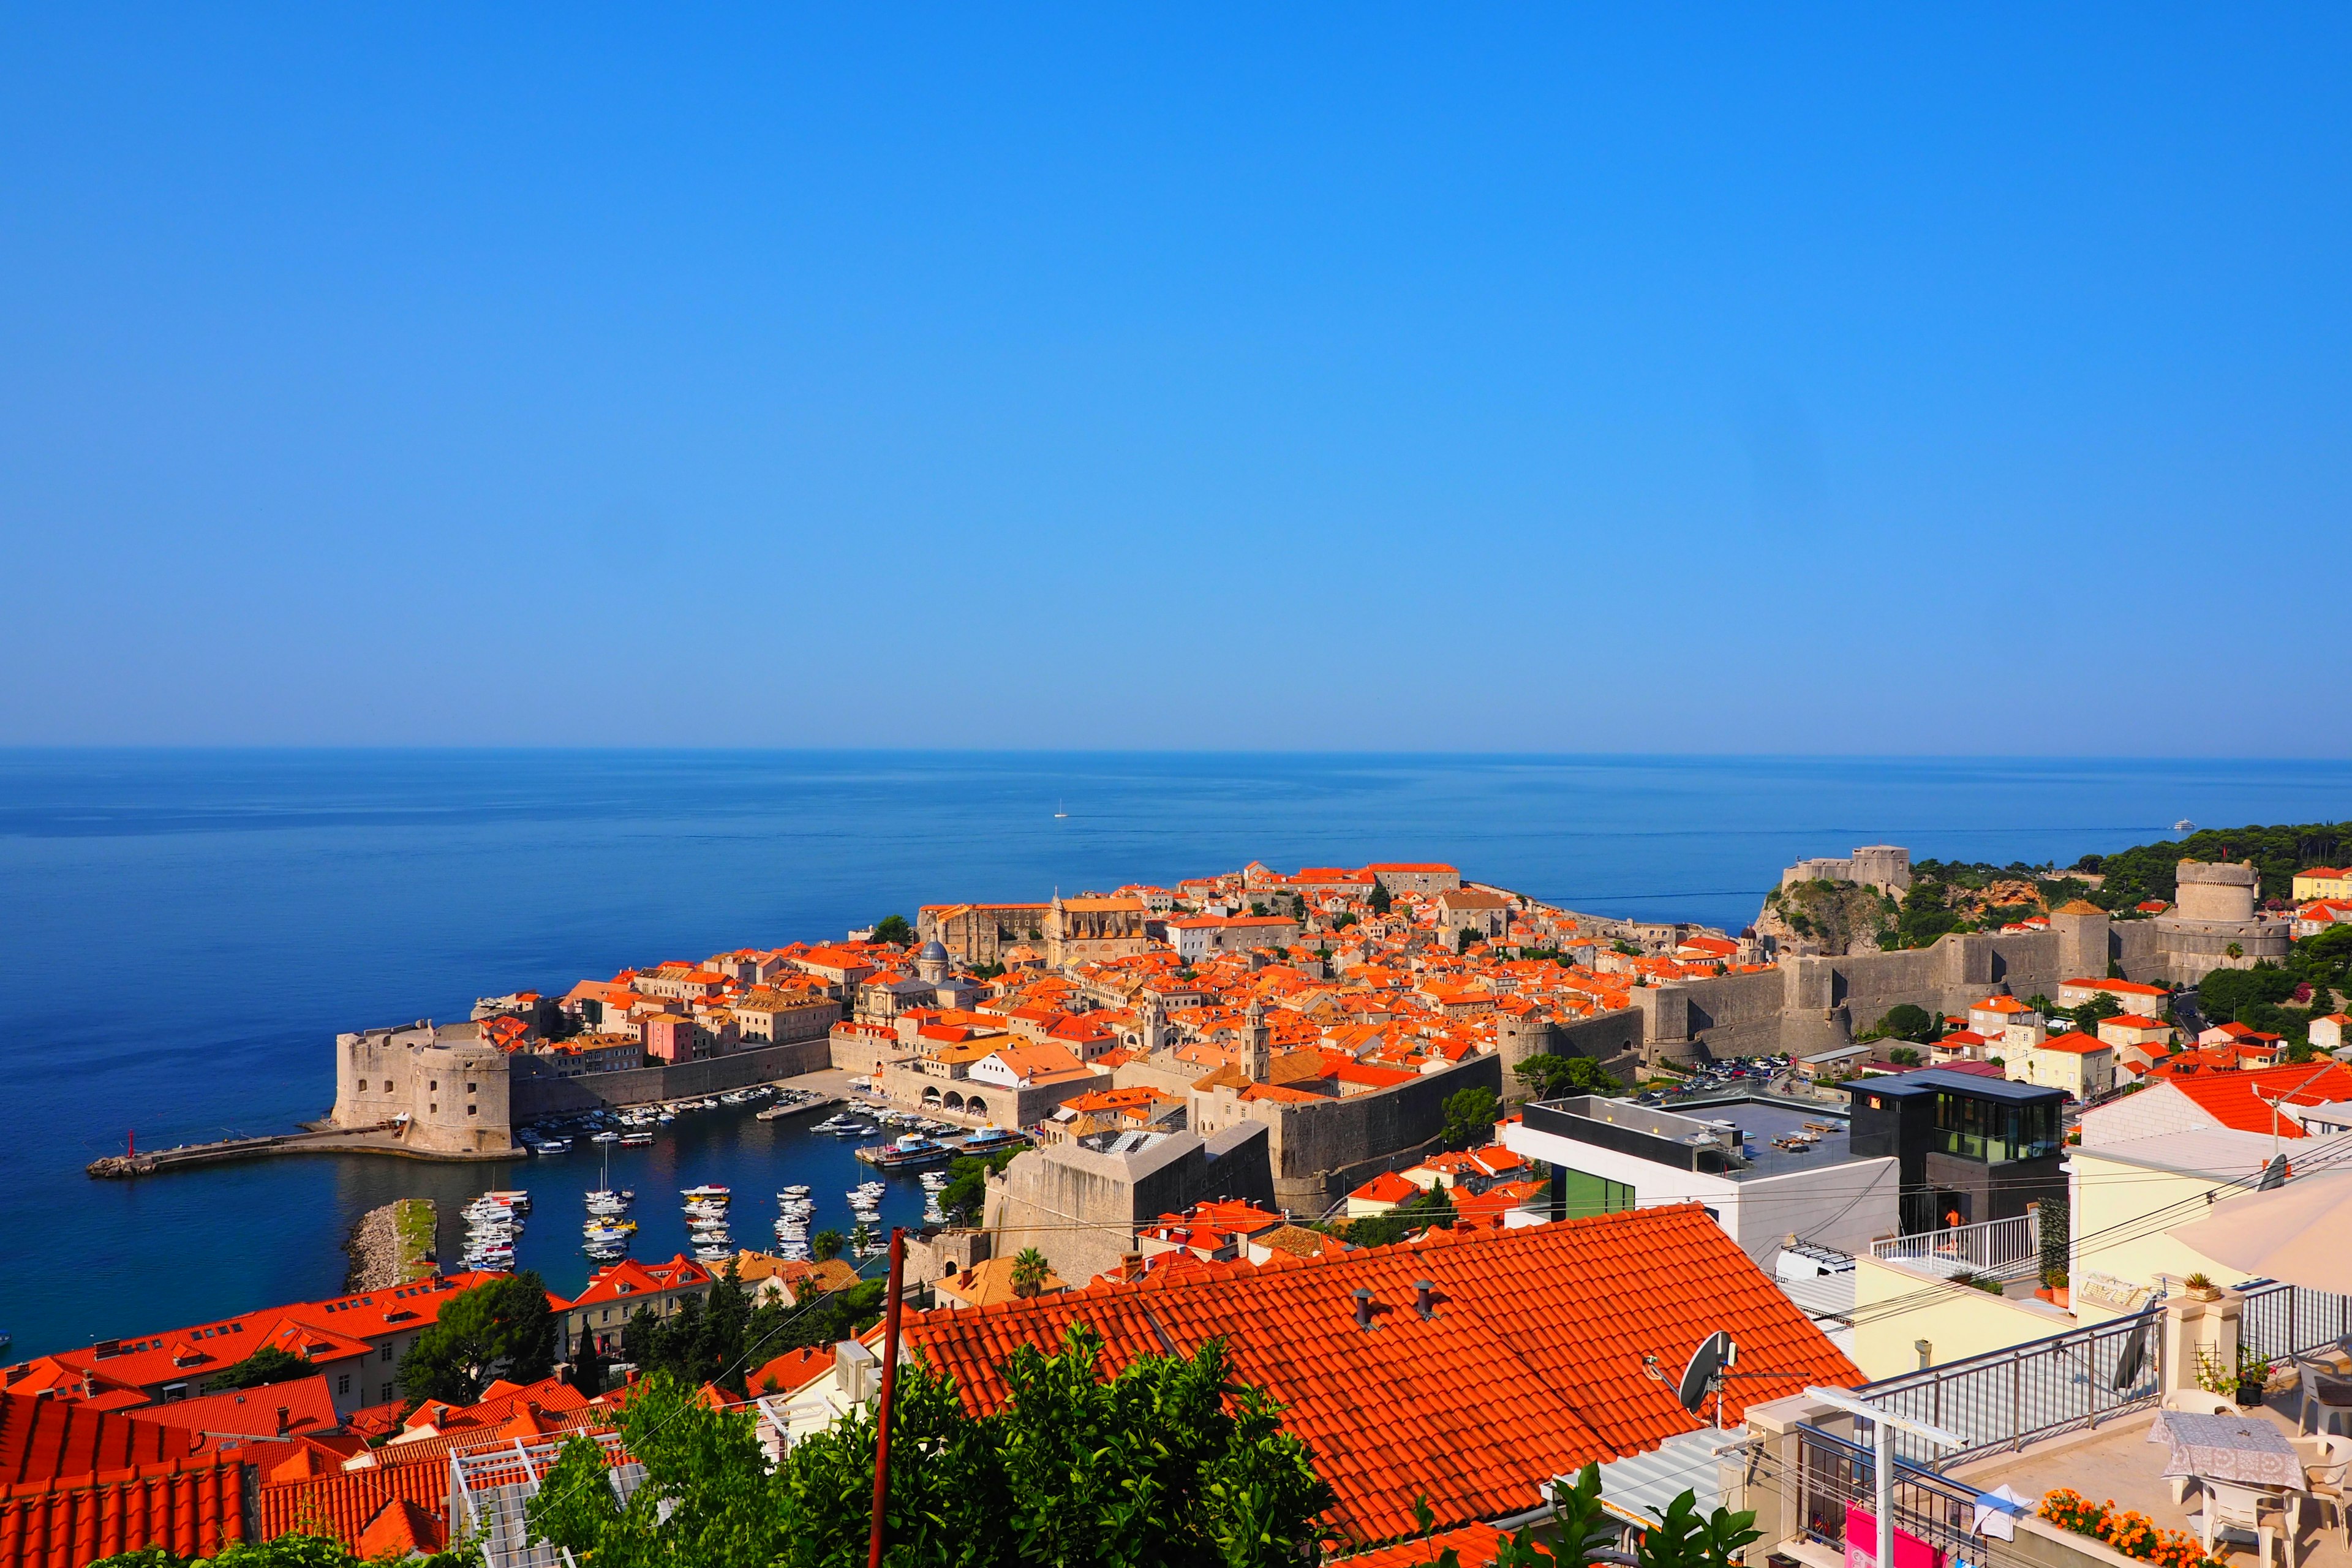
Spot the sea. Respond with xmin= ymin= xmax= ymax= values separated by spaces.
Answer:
xmin=2 ymin=749 xmax=2346 ymax=1361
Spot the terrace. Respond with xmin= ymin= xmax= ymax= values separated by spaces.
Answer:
xmin=1739 ymin=1278 xmax=2352 ymax=1568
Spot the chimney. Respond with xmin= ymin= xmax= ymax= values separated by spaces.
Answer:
xmin=276 ymin=1405 xmax=290 ymax=1436
xmin=1352 ymin=1287 xmax=1374 ymax=1331
xmin=1120 ymin=1252 xmax=1144 ymax=1283
xmin=1414 ymin=1280 xmax=1436 ymax=1320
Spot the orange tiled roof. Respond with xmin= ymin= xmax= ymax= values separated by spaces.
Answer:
xmin=258 ymin=1459 xmax=450 ymax=1550
xmin=0 ymin=1393 xmax=251 ymax=1568
xmin=2163 ymin=1062 xmax=2352 ymax=1135
xmin=899 ymin=1207 xmax=1859 ymax=1545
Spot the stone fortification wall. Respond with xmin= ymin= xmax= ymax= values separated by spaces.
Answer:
xmin=1635 ymin=914 xmax=2128 ymax=1062
xmin=1551 ymin=1007 xmax=1644 ymax=1067
xmin=984 ymin=1124 xmax=1274 ymax=1286
xmin=1197 ymin=1054 xmax=1502 ymax=1215
xmin=509 ymin=1037 xmax=831 ymax=1119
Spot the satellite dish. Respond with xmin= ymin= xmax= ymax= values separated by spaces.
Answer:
xmin=1676 ymin=1331 xmax=1736 ymax=1415
xmin=2113 ymin=1314 xmax=2153 ymax=1390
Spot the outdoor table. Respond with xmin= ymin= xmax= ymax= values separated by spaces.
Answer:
xmin=2150 ymin=1411 xmax=2305 ymax=1488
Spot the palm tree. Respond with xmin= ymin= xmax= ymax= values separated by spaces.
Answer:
xmin=1010 ymin=1247 xmax=1050 ymax=1298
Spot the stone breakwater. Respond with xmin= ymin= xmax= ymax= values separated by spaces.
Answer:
xmin=345 ymin=1198 xmax=436 ymax=1292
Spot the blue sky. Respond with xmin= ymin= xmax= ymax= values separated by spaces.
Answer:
xmin=2 ymin=8 xmax=2347 ymax=751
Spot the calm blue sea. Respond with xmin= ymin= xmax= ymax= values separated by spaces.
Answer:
xmin=1 ymin=750 xmax=2346 ymax=1360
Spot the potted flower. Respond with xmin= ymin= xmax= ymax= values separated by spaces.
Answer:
xmin=2237 ymin=1349 xmax=2274 ymax=1408
xmin=2183 ymin=1272 xmax=2222 ymax=1303
xmin=2036 ymin=1267 xmax=2071 ymax=1308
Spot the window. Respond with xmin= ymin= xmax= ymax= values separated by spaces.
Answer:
xmin=338 ymin=1374 xmax=350 ymax=1396
xmin=381 ymin=1345 xmax=393 ymax=1363
xmin=467 ymin=1105 xmax=477 ymax=1116
xmin=466 ymin=1082 xmax=477 ymax=1093
xmin=429 ymin=1080 xmax=438 ymax=1091
xmin=356 ymin=1079 xmax=368 ymax=1091
xmin=429 ymin=1103 xmax=437 ymax=1114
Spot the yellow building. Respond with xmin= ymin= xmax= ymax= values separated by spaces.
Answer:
xmin=2006 ymin=1030 xmax=2116 ymax=1100
xmin=2293 ymin=866 xmax=2352 ymax=901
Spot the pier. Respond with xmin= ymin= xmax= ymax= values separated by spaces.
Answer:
xmin=86 ymin=1122 xmax=517 ymax=1178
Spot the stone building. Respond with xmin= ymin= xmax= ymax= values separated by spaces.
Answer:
xmin=330 ymin=1022 xmax=518 ymax=1155
xmin=1364 ymin=862 xmax=1462 ymax=894
xmin=918 ymin=903 xmax=1052 ymax=967
xmin=2136 ymin=859 xmax=2293 ymax=984
xmin=1434 ymin=888 xmax=1512 ymax=941
xmin=982 ymin=1123 xmax=1276 ymax=1287
xmin=1779 ymin=845 xmax=1913 ymax=898
xmin=1042 ymin=895 xmax=1152 ymax=967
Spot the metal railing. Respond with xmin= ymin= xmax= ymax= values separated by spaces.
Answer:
xmin=1869 ymin=1214 xmax=2038 ymax=1276
xmin=1795 ymin=1423 xmax=2000 ymax=1566
xmin=1852 ymin=1278 xmax=2352 ymax=1472
xmin=2237 ymin=1280 xmax=2352 ymax=1365
xmin=1857 ymin=1304 xmax=2165 ymax=1468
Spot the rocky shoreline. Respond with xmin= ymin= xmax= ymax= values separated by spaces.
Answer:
xmin=345 ymin=1197 xmax=436 ymax=1292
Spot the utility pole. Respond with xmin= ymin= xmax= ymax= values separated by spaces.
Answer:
xmin=867 ymin=1227 xmax=908 ymax=1568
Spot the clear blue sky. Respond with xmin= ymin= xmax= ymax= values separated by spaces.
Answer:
xmin=2 ymin=9 xmax=2346 ymax=751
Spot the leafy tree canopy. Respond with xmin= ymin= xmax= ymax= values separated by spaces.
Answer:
xmin=1514 ymin=1054 xmax=1624 ymax=1100
xmin=397 ymin=1271 xmax=558 ymax=1405
xmin=526 ymin=1325 xmax=1335 ymax=1568
xmin=209 ymin=1344 xmax=318 ymax=1392
xmin=871 ymin=914 xmax=914 ymax=946
xmin=1439 ymin=1085 xmax=1499 ymax=1149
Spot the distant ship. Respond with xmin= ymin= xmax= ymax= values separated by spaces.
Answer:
xmin=1055 ymin=799 xmax=1068 ymax=818
xmin=2175 ymin=819 xmax=2195 ymax=833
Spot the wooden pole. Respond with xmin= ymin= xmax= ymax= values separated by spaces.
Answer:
xmin=866 ymin=1227 xmax=908 ymax=1568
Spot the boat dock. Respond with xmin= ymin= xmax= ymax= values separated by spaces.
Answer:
xmin=86 ymin=1121 xmax=518 ymax=1178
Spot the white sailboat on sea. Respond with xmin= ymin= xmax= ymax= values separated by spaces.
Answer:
xmin=1054 ymin=799 xmax=1068 ymax=818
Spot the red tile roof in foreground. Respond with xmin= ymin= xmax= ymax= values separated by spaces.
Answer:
xmin=0 ymin=1395 xmax=249 ymax=1568
xmin=900 ymin=1205 xmax=1860 ymax=1546
xmin=1336 ymin=1522 xmax=1508 ymax=1568
xmin=2165 ymin=1061 xmax=2352 ymax=1136
xmin=259 ymin=1460 xmax=449 ymax=1549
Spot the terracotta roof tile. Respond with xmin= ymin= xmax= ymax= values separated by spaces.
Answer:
xmin=899 ymin=1206 xmax=1857 ymax=1547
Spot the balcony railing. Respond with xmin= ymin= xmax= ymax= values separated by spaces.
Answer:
xmin=1852 ymin=1278 xmax=2351 ymax=1471
xmin=1868 ymin=1213 xmax=2040 ymax=1278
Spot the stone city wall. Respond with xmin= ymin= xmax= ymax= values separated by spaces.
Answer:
xmin=984 ymin=1123 xmax=1275 ymax=1286
xmin=509 ymin=1036 xmax=832 ymax=1119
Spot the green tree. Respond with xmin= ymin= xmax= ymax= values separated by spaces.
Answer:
xmin=1344 ymin=1183 xmax=1456 ymax=1248
xmin=2067 ymin=993 xmax=2122 ymax=1031
xmin=1368 ymin=881 xmax=1393 ymax=915
xmin=1439 ymin=1085 xmax=1500 ymax=1149
xmin=1863 ymin=1003 xmax=1933 ymax=1042
xmin=940 ymin=1146 xmax=1020 ymax=1223
xmin=1513 ymin=1054 xmax=1624 ymax=1100
xmin=208 ymin=1345 xmax=317 ymax=1391
xmin=1009 ymin=1247 xmax=1050 ymax=1298
xmin=526 ymin=1326 xmax=1335 ymax=1568
xmin=1886 ymin=1046 xmax=1922 ymax=1066
xmin=397 ymin=1270 xmax=557 ymax=1404
xmin=872 ymin=914 xmax=914 ymax=946
xmin=810 ymin=1227 xmax=845 ymax=1261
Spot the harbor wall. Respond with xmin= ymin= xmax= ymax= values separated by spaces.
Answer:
xmin=510 ymin=1038 xmax=833 ymax=1120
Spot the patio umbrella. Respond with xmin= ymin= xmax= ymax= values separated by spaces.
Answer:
xmin=2169 ymin=1169 xmax=2352 ymax=1294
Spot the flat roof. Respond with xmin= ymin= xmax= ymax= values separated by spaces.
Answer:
xmin=1840 ymin=1068 xmax=2066 ymax=1104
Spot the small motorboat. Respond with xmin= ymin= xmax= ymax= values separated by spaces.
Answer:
xmin=619 ymin=1132 xmax=654 ymax=1147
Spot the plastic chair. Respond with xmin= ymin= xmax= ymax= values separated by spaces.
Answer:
xmin=2294 ymin=1434 xmax=2352 ymax=1548
xmin=2200 ymin=1481 xmax=2296 ymax=1568
xmin=2297 ymin=1360 xmax=2352 ymax=1438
